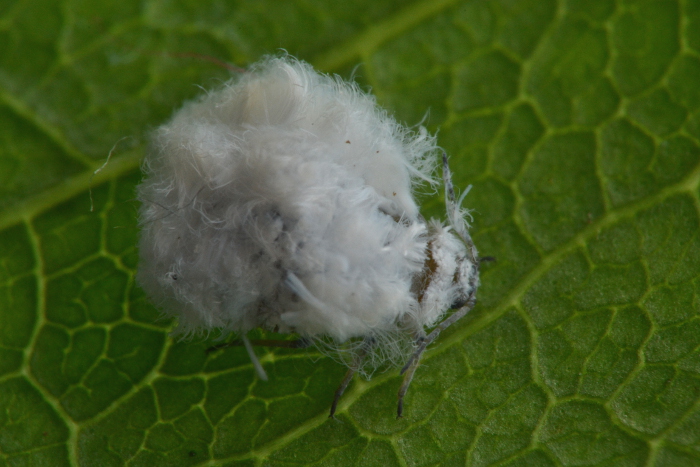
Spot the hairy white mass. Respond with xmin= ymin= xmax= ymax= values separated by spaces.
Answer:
xmin=137 ymin=56 xmax=479 ymax=407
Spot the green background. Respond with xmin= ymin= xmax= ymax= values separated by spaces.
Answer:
xmin=2 ymin=0 xmax=700 ymax=465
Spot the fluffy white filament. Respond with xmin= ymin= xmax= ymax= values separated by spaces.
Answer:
xmin=137 ymin=55 xmax=479 ymax=376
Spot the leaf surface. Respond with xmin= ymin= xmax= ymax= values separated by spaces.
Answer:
xmin=1 ymin=0 xmax=699 ymax=465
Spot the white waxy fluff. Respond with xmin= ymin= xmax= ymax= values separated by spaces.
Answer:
xmin=137 ymin=55 xmax=479 ymax=382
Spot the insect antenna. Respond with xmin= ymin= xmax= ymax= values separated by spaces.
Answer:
xmin=441 ymin=152 xmax=478 ymax=264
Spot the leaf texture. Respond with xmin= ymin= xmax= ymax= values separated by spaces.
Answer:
xmin=1 ymin=0 xmax=699 ymax=465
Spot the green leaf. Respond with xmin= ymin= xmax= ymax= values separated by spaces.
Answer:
xmin=1 ymin=0 xmax=699 ymax=465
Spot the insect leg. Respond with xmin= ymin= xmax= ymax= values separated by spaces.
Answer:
xmin=329 ymin=367 xmax=356 ymax=419
xmin=242 ymin=335 xmax=268 ymax=381
xmin=206 ymin=336 xmax=312 ymax=382
xmin=397 ymin=294 xmax=477 ymax=418
xmin=206 ymin=337 xmax=312 ymax=353
xmin=329 ymin=337 xmax=375 ymax=418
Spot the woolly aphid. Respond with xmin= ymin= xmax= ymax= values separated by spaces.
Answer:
xmin=137 ymin=56 xmax=480 ymax=418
